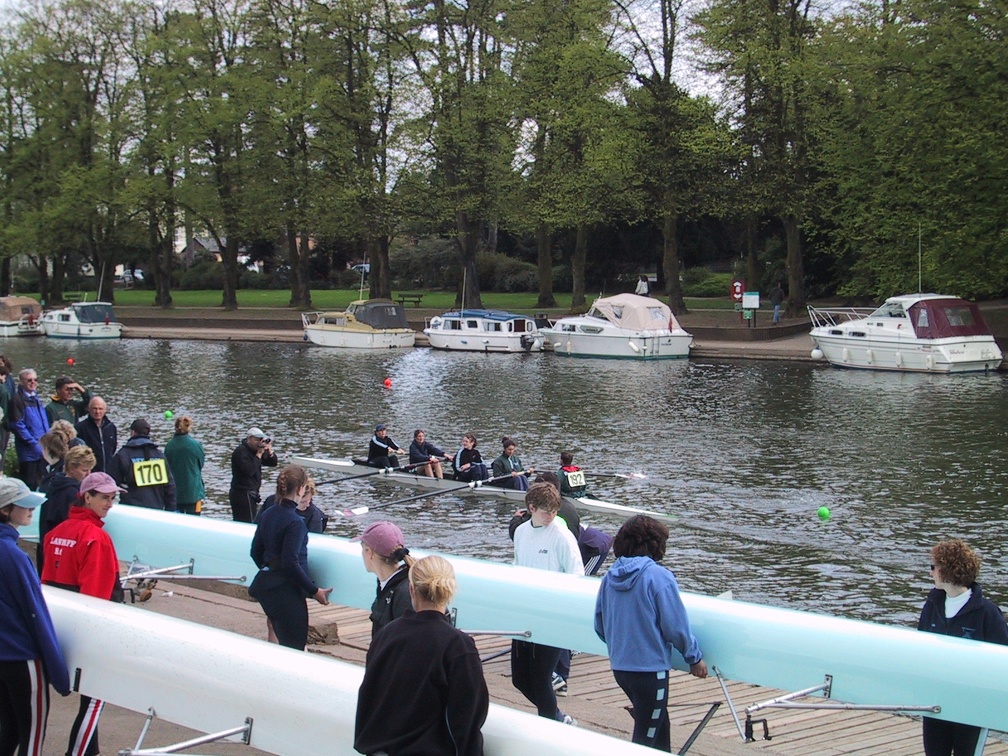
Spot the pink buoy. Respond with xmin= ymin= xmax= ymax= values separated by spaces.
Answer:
xmin=383 ymin=377 xmax=392 ymax=388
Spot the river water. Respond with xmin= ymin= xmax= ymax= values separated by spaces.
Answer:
xmin=7 ymin=338 xmax=1007 ymax=627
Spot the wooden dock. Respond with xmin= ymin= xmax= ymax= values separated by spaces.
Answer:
xmin=309 ymin=602 xmax=1008 ymax=755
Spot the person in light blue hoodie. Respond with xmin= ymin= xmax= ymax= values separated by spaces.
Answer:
xmin=594 ymin=515 xmax=707 ymax=752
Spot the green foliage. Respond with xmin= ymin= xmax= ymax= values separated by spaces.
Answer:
xmin=681 ymin=269 xmax=733 ymax=298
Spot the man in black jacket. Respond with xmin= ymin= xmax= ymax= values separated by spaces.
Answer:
xmin=75 ymin=396 xmax=117 ymax=473
xmin=229 ymin=427 xmax=277 ymax=522
xmin=108 ymin=418 xmax=177 ymax=511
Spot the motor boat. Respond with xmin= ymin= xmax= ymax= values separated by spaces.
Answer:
xmin=808 ymin=294 xmax=1003 ymax=373
xmin=540 ymin=293 xmax=692 ymax=359
xmin=302 ymin=299 xmax=415 ymax=349
xmin=41 ymin=301 xmax=123 ymax=339
xmin=0 ymin=296 xmax=43 ymax=337
xmin=423 ymin=309 xmax=543 ymax=352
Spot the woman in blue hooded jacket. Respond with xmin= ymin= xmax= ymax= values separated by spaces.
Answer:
xmin=0 ymin=478 xmax=71 ymax=756
xmin=594 ymin=515 xmax=707 ymax=752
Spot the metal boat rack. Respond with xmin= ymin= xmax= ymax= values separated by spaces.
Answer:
xmin=712 ymin=667 xmax=941 ymax=743
xmin=119 ymin=708 xmax=252 ymax=755
xmin=121 ymin=558 xmax=246 ymax=603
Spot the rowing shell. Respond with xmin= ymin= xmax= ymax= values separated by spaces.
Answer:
xmin=43 ymin=588 xmax=656 ymax=756
xmin=292 ymin=455 xmax=675 ymax=522
xmin=23 ymin=508 xmax=1008 ymax=733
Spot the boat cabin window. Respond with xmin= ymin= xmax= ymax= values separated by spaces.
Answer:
xmin=611 ymin=306 xmax=624 ymax=320
xmin=486 ymin=322 xmax=501 ymax=332
xmin=514 ymin=320 xmax=529 ymax=333
xmin=60 ymin=314 xmax=71 ymax=323
xmin=916 ymin=310 xmax=929 ymax=329
xmin=561 ymin=324 xmax=576 ymax=332
xmin=447 ymin=320 xmax=461 ymax=330
xmin=579 ymin=325 xmax=603 ymax=334
xmin=942 ymin=306 xmax=975 ymax=327
xmin=647 ymin=307 xmax=666 ymax=323
xmin=466 ymin=320 xmax=478 ymax=329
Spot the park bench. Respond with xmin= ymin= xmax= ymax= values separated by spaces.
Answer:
xmin=396 ymin=293 xmax=424 ymax=307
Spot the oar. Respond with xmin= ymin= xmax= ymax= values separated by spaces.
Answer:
xmin=584 ymin=471 xmax=648 ymax=480
xmin=316 ymin=461 xmax=427 ymax=486
xmin=334 ymin=471 xmax=529 ymax=517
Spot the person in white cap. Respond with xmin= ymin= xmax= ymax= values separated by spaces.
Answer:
xmin=229 ymin=427 xmax=277 ymax=522
xmin=0 ymin=477 xmax=71 ymax=756
xmin=41 ymin=471 xmax=126 ymax=756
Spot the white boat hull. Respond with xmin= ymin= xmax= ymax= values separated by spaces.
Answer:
xmin=0 ymin=320 xmax=44 ymax=337
xmin=303 ymin=326 xmax=415 ymax=349
xmin=291 ymin=456 xmax=675 ymax=522
xmin=809 ymin=331 xmax=1002 ymax=373
xmin=42 ymin=321 xmax=123 ymax=339
xmin=44 ymin=588 xmax=654 ymax=756
xmin=542 ymin=328 xmax=692 ymax=359
xmin=425 ymin=331 xmax=542 ymax=352
xmin=22 ymin=507 xmax=1008 ymax=734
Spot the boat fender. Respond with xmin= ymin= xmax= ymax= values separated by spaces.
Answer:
xmin=810 ymin=347 xmax=824 ymax=361
xmin=303 ymin=332 xmax=309 ymax=341
xmin=895 ymin=352 xmax=902 ymax=367
xmin=925 ymin=354 xmax=933 ymax=370
xmin=842 ymin=347 xmax=850 ymax=363
xmin=430 ymin=316 xmax=442 ymax=329
xmin=865 ymin=348 xmax=873 ymax=364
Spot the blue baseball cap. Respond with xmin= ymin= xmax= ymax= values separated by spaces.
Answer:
xmin=0 ymin=477 xmax=46 ymax=510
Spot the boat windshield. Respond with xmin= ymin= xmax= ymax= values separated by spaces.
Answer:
xmin=870 ymin=302 xmax=908 ymax=319
xmin=72 ymin=303 xmax=116 ymax=323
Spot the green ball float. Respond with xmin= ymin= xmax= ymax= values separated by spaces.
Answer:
xmin=164 ymin=410 xmax=174 ymax=419
xmin=817 ymin=506 xmax=830 ymax=520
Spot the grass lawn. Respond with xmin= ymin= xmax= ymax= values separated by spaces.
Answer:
xmin=53 ymin=288 xmax=737 ymax=313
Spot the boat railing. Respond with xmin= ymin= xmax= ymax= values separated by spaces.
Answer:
xmin=807 ymin=304 xmax=874 ymax=328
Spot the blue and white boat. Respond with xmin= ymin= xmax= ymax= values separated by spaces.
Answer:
xmin=424 ymin=309 xmax=543 ymax=352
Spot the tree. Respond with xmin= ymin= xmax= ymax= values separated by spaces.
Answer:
xmin=617 ymin=0 xmax=737 ymax=314
xmin=694 ymin=0 xmax=820 ymax=314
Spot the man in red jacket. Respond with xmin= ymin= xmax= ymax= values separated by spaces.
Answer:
xmin=42 ymin=471 xmax=124 ymax=756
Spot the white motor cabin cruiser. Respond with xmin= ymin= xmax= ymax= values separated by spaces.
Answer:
xmin=302 ymin=299 xmax=415 ymax=349
xmin=807 ymin=293 xmax=1003 ymax=373
xmin=424 ymin=309 xmax=543 ymax=352
xmin=41 ymin=301 xmax=123 ymax=339
xmin=540 ymin=293 xmax=692 ymax=359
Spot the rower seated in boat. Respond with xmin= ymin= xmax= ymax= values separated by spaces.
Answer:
xmin=368 ymin=423 xmax=405 ymax=468
xmin=491 ymin=436 xmax=531 ymax=491
xmin=409 ymin=429 xmax=452 ymax=479
xmin=453 ymin=432 xmax=489 ymax=482
xmin=558 ymin=451 xmax=588 ymax=497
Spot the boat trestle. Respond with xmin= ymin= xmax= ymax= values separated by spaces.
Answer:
xmin=714 ymin=669 xmax=943 ymax=745
xmin=121 ymin=558 xmax=247 ymax=602
xmin=119 ymin=707 xmax=253 ymax=755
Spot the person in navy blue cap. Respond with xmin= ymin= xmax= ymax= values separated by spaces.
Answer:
xmin=368 ymin=424 xmax=405 ymax=468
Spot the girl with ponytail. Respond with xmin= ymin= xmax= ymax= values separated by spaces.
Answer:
xmin=249 ymin=464 xmax=332 ymax=650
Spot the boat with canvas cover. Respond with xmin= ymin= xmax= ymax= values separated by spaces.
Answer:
xmin=424 ymin=309 xmax=544 ymax=352
xmin=0 ymin=296 xmax=43 ymax=337
xmin=20 ymin=508 xmax=1008 ymax=746
xmin=41 ymin=300 xmax=123 ymax=339
xmin=301 ymin=299 xmax=415 ymax=349
xmin=808 ymin=294 xmax=1003 ymax=373
xmin=540 ymin=293 xmax=693 ymax=359
xmin=291 ymin=455 xmax=675 ymax=521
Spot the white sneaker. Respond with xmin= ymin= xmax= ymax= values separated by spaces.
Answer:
xmin=560 ymin=713 xmax=577 ymax=726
